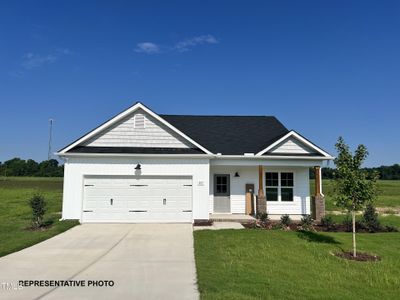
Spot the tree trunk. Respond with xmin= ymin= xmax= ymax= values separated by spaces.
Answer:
xmin=352 ymin=210 xmax=357 ymax=257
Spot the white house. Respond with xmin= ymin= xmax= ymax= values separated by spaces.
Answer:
xmin=57 ymin=102 xmax=333 ymax=223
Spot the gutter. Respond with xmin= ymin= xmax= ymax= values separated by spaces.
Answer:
xmin=56 ymin=152 xmax=334 ymax=160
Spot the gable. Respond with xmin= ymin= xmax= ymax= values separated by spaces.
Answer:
xmin=82 ymin=108 xmax=195 ymax=149
xmin=267 ymin=137 xmax=317 ymax=155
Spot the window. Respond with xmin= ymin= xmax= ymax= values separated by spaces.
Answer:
xmin=265 ymin=172 xmax=294 ymax=202
xmin=266 ymin=172 xmax=278 ymax=186
xmin=281 ymin=172 xmax=294 ymax=201
xmin=265 ymin=172 xmax=278 ymax=201
xmin=214 ymin=175 xmax=230 ymax=196
xmin=281 ymin=172 xmax=294 ymax=187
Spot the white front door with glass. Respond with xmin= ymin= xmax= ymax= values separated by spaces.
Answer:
xmin=213 ymin=174 xmax=231 ymax=213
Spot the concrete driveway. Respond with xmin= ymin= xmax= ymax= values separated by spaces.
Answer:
xmin=0 ymin=224 xmax=199 ymax=300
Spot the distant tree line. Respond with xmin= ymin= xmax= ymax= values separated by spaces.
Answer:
xmin=0 ymin=158 xmax=64 ymax=177
xmin=310 ymin=164 xmax=400 ymax=180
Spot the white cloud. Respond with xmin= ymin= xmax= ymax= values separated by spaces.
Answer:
xmin=56 ymin=48 xmax=72 ymax=55
xmin=10 ymin=48 xmax=72 ymax=77
xmin=21 ymin=53 xmax=57 ymax=69
xmin=134 ymin=35 xmax=219 ymax=55
xmin=134 ymin=42 xmax=160 ymax=54
xmin=174 ymin=35 xmax=219 ymax=52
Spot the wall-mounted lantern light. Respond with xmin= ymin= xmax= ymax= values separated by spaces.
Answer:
xmin=234 ymin=172 xmax=240 ymax=177
xmin=135 ymin=163 xmax=141 ymax=170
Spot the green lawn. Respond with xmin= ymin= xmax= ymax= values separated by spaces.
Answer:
xmin=311 ymin=180 xmax=400 ymax=211
xmin=194 ymin=229 xmax=400 ymax=300
xmin=0 ymin=177 xmax=78 ymax=257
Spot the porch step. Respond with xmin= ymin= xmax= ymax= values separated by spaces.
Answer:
xmin=210 ymin=214 xmax=255 ymax=222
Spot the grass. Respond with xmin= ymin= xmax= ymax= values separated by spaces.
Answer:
xmin=311 ymin=180 xmax=400 ymax=211
xmin=194 ymin=229 xmax=400 ymax=300
xmin=0 ymin=177 xmax=79 ymax=257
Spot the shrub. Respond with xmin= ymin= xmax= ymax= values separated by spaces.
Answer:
xmin=384 ymin=225 xmax=399 ymax=232
xmin=29 ymin=194 xmax=46 ymax=229
xmin=362 ymin=203 xmax=381 ymax=232
xmin=384 ymin=225 xmax=398 ymax=232
xmin=256 ymin=212 xmax=269 ymax=223
xmin=321 ymin=215 xmax=335 ymax=230
xmin=280 ymin=214 xmax=292 ymax=227
xmin=300 ymin=215 xmax=314 ymax=231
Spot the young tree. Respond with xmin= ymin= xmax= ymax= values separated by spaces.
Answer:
xmin=334 ymin=137 xmax=378 ymax=257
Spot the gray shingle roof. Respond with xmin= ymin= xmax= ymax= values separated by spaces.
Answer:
xmin=160 ymin=115 xmax=289 ymax=155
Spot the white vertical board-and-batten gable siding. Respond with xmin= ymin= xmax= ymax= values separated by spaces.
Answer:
xmin=269 ymin=137 xmax=315 ymax=154
xmin=83 ymin=108 xmax=193 ymax=148
xmin=209 ymin=166 xmax=310 ymax=215
xmin=62 ymin=157 xmax=210 ymax=221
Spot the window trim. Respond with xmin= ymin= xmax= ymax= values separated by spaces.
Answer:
xmin=265 ymin=171 xmax=295 ymax=202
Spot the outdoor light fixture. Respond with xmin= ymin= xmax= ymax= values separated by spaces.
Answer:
xmin=135 ymin=163 xmax=141 ymax=170
xmin=234 ymin=172 xmax=240 ymax=177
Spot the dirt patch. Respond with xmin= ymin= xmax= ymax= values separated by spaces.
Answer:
xmin=334 ymin=251 xmax=381 ymax=262
xmin=25 ymin=224 xmax=53 ymax=231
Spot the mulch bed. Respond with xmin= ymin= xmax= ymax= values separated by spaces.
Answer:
xmin=242 ymin=221 xmax=398 ymax=233
xmin=334 ymin=251 xmax=381 ymax=262
xmin=193 ymin=220 xmax=214 ymax=226
xmin=314 ymin=224 xmax=398 ymax=233
xmin=25 ymin=224 xmax=53 ymax=231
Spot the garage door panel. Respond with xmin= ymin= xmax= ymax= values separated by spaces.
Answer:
xmin=85 ymin=197 xmax=130 ymax=209
xmin=83 ymin=211 xmax=127 ymax=221
xmin=163 ymin=189 xmax=191 ymax=198
xmin=83 ymin=176 xmax=192 ymax=223
xmin=125 ymin=211 xmax=192 ymax=222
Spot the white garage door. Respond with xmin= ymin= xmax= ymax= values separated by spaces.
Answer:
xmin=83 ymin=176 xmax=192 ymax=223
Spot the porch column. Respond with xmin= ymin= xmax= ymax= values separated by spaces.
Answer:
xmin=256 ymin=165 xmax=266 ymax=214
xmin=313 ymin=166 xmax=325 ymax=222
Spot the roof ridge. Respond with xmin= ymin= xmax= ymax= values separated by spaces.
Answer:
xmin=160 ymin=114 xmax=277 ymax=118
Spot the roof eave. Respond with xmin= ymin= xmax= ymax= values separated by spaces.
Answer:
xmin=56 ymin=152 xmax=214 ymax=158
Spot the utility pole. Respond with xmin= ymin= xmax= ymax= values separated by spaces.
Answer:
xmin=48 ymin=119 xmax=53 ymax=160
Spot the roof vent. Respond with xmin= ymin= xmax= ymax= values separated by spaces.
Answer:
xmin=244 ymin=153 xmax=254 ymax=156
xmin=134 ymin=114 xmax=146 ymax=129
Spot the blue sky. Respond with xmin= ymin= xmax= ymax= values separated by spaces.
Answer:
xmin=0 ymin=0 xmax=399 ymax=167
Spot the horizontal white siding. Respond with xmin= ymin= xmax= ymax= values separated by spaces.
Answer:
xmin=62 ymin=157 xmax=210 ymax=221
xmin=210 ymin=166 xmax=257 ymax=213
xmin=83 ymin=108 xmax=193 ymax=148
xmin=265 ymin=168 xmax=310 ymax=215
xmin=209 ymin=165 xmax=310 ymax=215
xmin=269 ymin=137 xmax=313 ymax=154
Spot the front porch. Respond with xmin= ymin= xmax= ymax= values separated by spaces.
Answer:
xmin=209 ymin=160 xmax=326 ymax=221
xmin=210 ymin=213 xmax=255 ymax=222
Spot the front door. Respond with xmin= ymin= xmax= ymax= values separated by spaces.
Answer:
xmin=213 ymin=174 xmax=230 ymax=213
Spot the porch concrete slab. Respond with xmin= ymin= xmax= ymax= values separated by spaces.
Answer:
xmin=213 ymin=222 xmax=244 ymax=229
xmin=0 ymin=224 xmax=198 ymax=300
xmin=209 ymin=214 xmax=255 ymax=222
xmin=194 ymin=222 xmax=244 ymax=231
